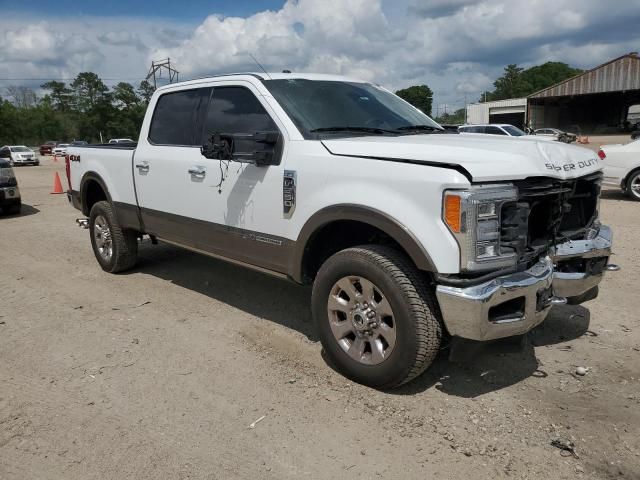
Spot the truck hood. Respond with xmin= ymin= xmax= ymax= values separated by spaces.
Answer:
xmin=322 ymin=134 xmax=602 ymax=182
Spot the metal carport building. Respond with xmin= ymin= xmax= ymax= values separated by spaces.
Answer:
xmin=527 ymin=52 xmax=640 ymax=134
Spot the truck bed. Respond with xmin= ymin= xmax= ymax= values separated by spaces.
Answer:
xmin=67 ymin=144 xmax=139 ymax=215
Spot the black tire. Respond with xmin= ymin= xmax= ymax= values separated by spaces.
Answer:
xmin=89 ymin=201 xmax=138 ymax=273
xmin=625 ymin=170 xmax=640 ymax=201
xmin=312 ymin=245 xmax=442 ymax=389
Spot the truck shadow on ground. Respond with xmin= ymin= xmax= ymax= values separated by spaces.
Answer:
xmin=393 ymin=305 xmax=591 ymax=398
xmin=0 ymin=204 xmax=39 ymax=217
xmin=133 ymin=241 xmax=317 ymax=341
xmin=600 ymin=189 xmax=635 ymax=201
xmin=133 ymin=242 xmax=591 ymax=398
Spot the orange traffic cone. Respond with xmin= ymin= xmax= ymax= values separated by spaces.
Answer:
xmin=51 ymin=172 xmax=64 ymax=194
xmin=53 ymin=155 xmax=58 ymax=162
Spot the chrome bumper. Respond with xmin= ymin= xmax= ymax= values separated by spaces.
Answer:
xmin=551 ymin=224 xmax=613 ymax=299
xmin=436 ymin=225 xmax=614 ymax=341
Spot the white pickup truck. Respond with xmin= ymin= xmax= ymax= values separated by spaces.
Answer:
xmin=67 ymin=73 xmax=616 ymax=389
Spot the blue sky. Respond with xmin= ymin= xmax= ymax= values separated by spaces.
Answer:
xmin=1 ymin=0 xmax=640 ymax=110
xmin=0 ymin=0 xmax=286 ymax=22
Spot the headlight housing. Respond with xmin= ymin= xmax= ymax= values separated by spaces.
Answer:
xmin=443 ymin=185 xmax=518 ymax=272
xmin=0 ymin=166 xmax=16 ymax=184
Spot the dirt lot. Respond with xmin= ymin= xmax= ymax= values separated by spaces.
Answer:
xmin=1 ymin=154 xmax=639 ymax=479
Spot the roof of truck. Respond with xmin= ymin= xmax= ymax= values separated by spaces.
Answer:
xmin=155 ymin=72 xmax=369 ymax=92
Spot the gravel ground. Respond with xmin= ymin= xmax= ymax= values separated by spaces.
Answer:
xmin=1 ymin=154 xmax=639 ymax=479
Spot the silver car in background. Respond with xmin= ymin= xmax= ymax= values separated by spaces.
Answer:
xmin=0 ymin=145 xmax=39 ymax=166
xmin=534 ymin=128 xmax=577 ymax=143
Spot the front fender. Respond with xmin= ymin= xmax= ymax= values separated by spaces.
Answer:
xmin=291 ymin=204 xmax=437 ymax=283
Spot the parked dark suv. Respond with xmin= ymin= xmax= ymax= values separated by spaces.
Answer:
xmin=0 ymin=158 xmax=21 ymax=215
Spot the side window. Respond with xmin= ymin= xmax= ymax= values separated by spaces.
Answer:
xmin=202 ymin=87 xmax=277 ymax=141
xmin=469 ymin=126 xmax=483 ymax=133
xmin=0 ymin=147 xmax=9 ymax=158
xmin=149 ymin=88 xmax=209 ymax=146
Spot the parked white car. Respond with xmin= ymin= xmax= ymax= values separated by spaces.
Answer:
xmin=600 ymin=139 xmax=640 ymax=200
xmin=0 ymin=145 xmax=39 ymax=166
xmin=459 ymin=124 xmax=556 ymax=141
xmin=52 ymin=144 xmax=70 ymax=156
xmin=67 ymin=73 xmax=615 ymax=388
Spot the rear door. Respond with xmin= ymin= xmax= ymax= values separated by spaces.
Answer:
xmin=133 ymin=81 xmax=290 ymax=273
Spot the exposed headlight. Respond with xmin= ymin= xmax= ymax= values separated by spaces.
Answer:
xmin=443 ymin=185 xmax=518 ymax=272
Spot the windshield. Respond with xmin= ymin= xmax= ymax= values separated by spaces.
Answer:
xmin=11 ymin=146 xmax=30 ymax=152
xmin=502 ymin=125 xmax=527 ymax=136
xmin=263 ymin=79 xmax=442 ymax=138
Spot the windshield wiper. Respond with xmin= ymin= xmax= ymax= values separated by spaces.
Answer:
xmin=310 ymin=126 xmax=398 ymax=135
xmin=394 ymin=125 xmax=444 ymax=134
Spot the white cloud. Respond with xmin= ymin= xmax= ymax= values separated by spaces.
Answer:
xmin=1 ymin=0 xmax=640 ymax=110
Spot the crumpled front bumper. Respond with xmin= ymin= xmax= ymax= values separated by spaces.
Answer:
xmin=435 ymin=225 xmax=614 ymax=341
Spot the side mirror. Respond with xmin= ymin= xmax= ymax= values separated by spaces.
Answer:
xmin=201 ymin=131 xmax=281 ymax=166
xmin=201 ymin=132 xmax=234 ymax=161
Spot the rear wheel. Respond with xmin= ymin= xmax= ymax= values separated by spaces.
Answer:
xmin=89 ymin=201 xmax=138 ymax=273
xmin=312 ymin=245 xmax=442 ymax=389
xmin=626 ymin=170 xmax=640 ymax=201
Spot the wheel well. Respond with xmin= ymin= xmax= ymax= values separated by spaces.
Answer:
xmin=82 ymin=179 xmax=108 ymax=216
xmin=301 ymin=220 xmax=414 ymax=284
xmin=624 ymin=167 xmax=640 ymax=187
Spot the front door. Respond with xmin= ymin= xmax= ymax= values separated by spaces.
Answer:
xmin=133 ymin=82 xmax=290 ymax=273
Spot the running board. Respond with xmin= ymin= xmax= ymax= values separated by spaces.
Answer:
xmin=76 ymin=218 xmax=89 ymax=229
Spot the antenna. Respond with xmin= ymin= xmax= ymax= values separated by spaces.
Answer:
xmin=249 ymin=53 xmax=271 ymax=79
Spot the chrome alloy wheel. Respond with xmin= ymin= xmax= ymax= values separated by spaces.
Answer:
xmin=327 ymin=276 xmax=397 ymax=365
xmin=630 ymin=173 xmax=640 ymax=199
xmin=93 ymin=215 xmax=113 ymax=261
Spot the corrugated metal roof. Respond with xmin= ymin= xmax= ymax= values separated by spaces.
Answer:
xmin=529 ymin=53 xmax=640 ymax=98
xmin=467 ymin=98 xmax=527 ymax=108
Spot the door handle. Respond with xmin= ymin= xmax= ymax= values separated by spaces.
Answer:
xmin=188 ymin=166 xmax=206 ymax=178
xmin=135 ymin=162 xmax=150 ymax=172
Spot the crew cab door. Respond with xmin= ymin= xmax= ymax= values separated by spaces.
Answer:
xmin=133 ymin=82 xmax=291 ymax=273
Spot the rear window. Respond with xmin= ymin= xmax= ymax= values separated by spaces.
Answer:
xmin=149 ymin=88 xmax=209 ymax=146
xmin=485 ymin=126 xmax=506 ymax=135
xmin=502 ymin=125 xmax=526 ymax=136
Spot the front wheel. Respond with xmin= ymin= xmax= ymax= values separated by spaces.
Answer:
xmin=312 ymin=245 xmax=442 ymax=389
xmin=626 ymin=170 xmax=640 ymax=201
xmin=89 ymin=201 xmax=138 ymax=273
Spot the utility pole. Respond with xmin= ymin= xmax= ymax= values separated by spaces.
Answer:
xmin=464 ymin=93 xmax=468 ymax=123
xmin=146 ymin=58 xmax=180 ymax=90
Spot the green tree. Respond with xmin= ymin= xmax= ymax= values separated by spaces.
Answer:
xmin=137 ymin=80 xmax=155 ymax=104
xmin=41 ymin=81 xmax=73 ymax=111
xmin=491 ymin=64 xmax=528 ymax=100
xmin=112 ymin=82 xmax=139 ymax=109
xmin=482 ymin=62 xmax=583 ymax=102
xmin=519 ymin=62 xmax=583 ymax=93
xmin=395 ymin=85 xmax=433 ymax=116
xmin=71 ymin=72 xmax=110 ymax=112
xmin=436 ymin=108 xmax=466 ymax=125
